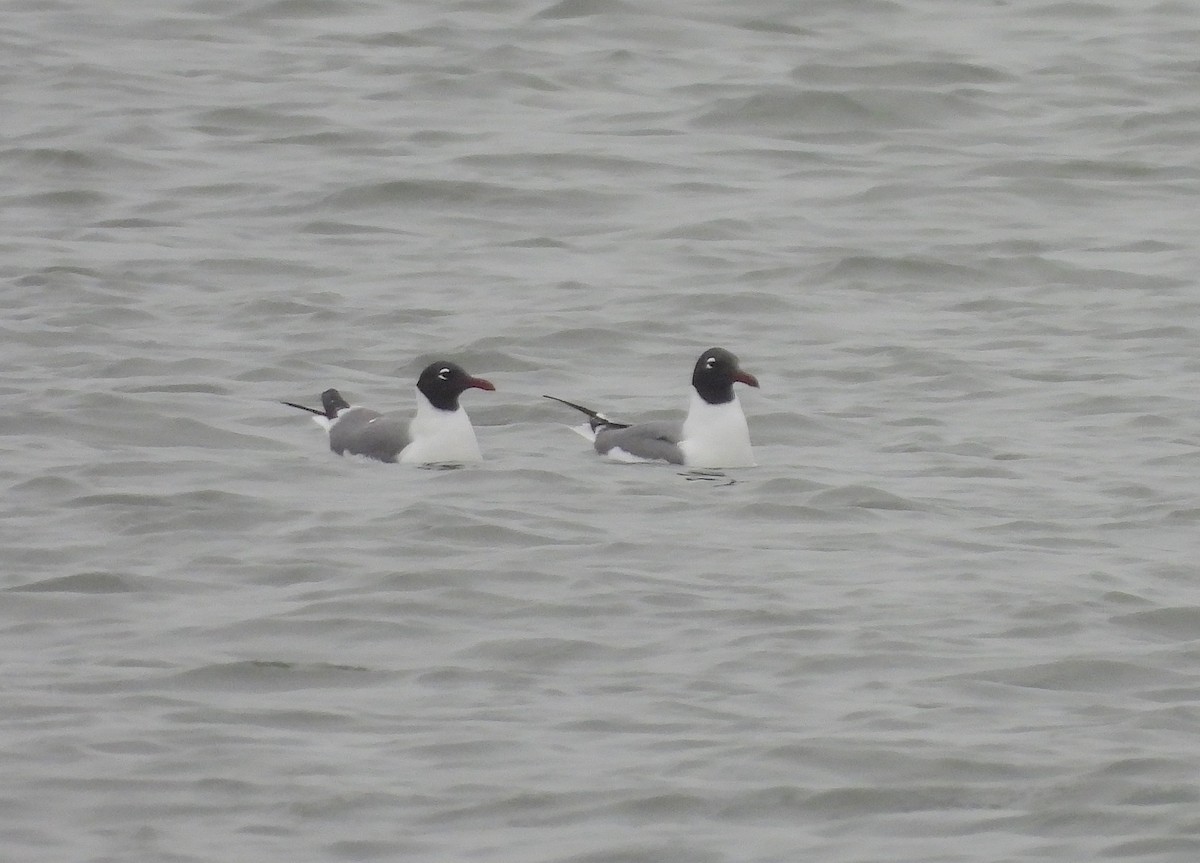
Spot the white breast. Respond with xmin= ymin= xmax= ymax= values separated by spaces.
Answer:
xmin=399 ymin=391 xmax=483 ymax=464
xmin=677 ymin=390 xmax=755 ymax=468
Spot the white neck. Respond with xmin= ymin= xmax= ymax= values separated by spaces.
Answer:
xmin=399 ymin=390 xmax=483 ymax=464
xmin=678 ymin=388 xmax=755 ymax=468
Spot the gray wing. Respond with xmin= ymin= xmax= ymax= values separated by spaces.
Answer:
xmin=593 ymin=420 xmax=685 ymax=464
xmin=328 ymin=408 xmax=410 ymax=463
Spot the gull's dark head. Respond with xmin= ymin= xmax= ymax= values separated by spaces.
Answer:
xmin=417 ymin=361 xmax=496 ymax=411
xmin=691 ymin=347 xmax=759 ymax=405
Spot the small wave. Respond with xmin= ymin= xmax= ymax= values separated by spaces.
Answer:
xmin=7 ymin=572 xmax=137 ymax=593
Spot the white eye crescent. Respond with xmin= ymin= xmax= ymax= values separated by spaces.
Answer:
xmin=705 ymin=357 xmax=717 ymax=368
xmin=438 ymin=367 xmax=451 ymax=380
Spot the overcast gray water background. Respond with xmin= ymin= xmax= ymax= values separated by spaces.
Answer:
xmin=4 ymin=1 xmax=1200 ymax=860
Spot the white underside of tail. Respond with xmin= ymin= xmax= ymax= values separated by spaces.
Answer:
xmin=313 ymin=404 xmax=356 ymax=432
xmin=566 ymin=423 xmax=596 ymax=443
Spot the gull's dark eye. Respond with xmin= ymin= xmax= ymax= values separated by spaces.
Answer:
xmin=705 ymin=357 xmax=717 ymax=369
xmin=438 ymin=367 xmax=451 ymax=380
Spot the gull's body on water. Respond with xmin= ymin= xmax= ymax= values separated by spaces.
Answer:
xmin=546 ymin=347 xmax=759 ymax=468
xmin=284 ymin=361 xmax=495 ymax=464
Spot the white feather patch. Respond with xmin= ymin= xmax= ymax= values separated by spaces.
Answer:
xmin=315 ymin=404 xmax=357 ymax=433
xmin=605 ymin=446 xmax=656 ymax=464
xmin=677 ymin=390 xmax=755 ymax=468
xmin=566 ymin=423 xmax=596 ymax=442
xmin=398 ymin=390 xmax=483 ymax=464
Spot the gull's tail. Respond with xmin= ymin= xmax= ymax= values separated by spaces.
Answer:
xmin=283 ymin=388 xmax=352 ymax=429
xmin=543 ymin=394 xmax=630 ymax=441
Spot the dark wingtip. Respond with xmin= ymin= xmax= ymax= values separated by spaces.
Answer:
xmin=284 ymin=389 xmax=351 ymax=419
xmin=281 ymin=400 xmax=325 ymax=417
xmin=543 ymin=395 xmax=630 ymax=431
xmin=543 ymin=394 xmax=598 ymax=416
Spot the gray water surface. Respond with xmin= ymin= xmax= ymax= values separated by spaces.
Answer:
xmin=3 ymin=1 xmax=1199 ymax=861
